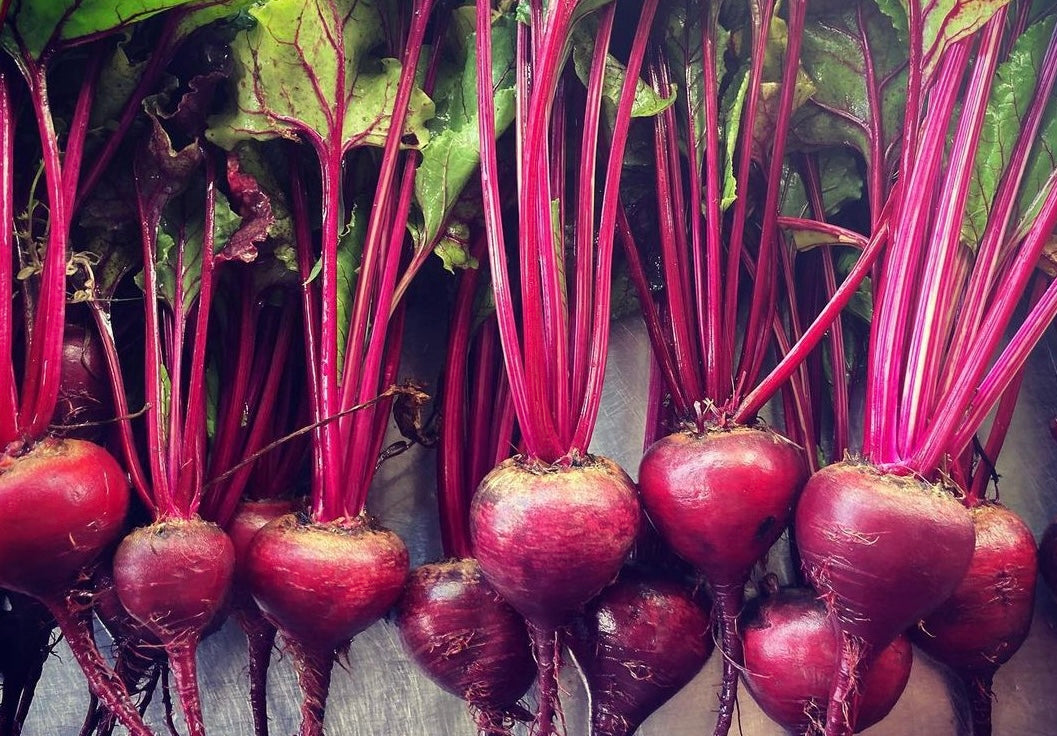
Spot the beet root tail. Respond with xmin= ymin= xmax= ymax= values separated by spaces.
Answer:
xmin=961 ymin=670 xmax=995 ymax=736
xmin=824 ymin=632 xmax=868 ymax=736
xmin=288 ymin=640 xmax=335 ymax=736
xmin=528 ymin=626 xmax=563 ymax=736
xmin=712 ymin=584 xmax=745 ymax=736
xmin=237 ymin=610 xmax=277 ymax=736
xmin=166 ymin=637 xmax=206 ymax=736
xmin=47 ymin=600 xmax=154 ymax=736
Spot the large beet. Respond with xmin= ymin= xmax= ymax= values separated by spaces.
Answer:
xmin=795 ymin=461 xmax=975 ymax=736
xmin=740 ymin=587 xmax=912 ymax=735
xmin=913 ymin=502 xmax=1037 ymax=735
xmin=396 ymin=558 xmax=534 ymax=734
xmin=247 ymin=512 xmax=409 ymax=736
xmin=637 ymin=426 xmax=808 ymax=736
xmin=569 ymin=571 xmax=713 ymax=736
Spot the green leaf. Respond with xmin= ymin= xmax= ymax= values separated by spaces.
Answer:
xmin=89 ymin=35 xmax=149 ymax=128
xmin=413 ymin=6 xmax=516 ymax=250
xmin=206 ymin=0 xmax=434 ymax=153
xmin=570 ymin=21 xmax=676 ymax=121
xmin=914 ymin=0 xmax=1013 ymax=79
xmin=434 ymin=221 xmax=477 ymax=272
xmin=2 ymin=0 xmax=193 ymax=60
xmin=793 ymin=0 xmax=907 ymax=181
xmin=335 ymin=197 xmax=368 ymax=367
xmin=781 ymin=150 xmax=864 ymax=221
xmin=1013 ymin=107 xmax=1057 ymax=239
xmin=963 ymin=17 xmax=1057 ymax=250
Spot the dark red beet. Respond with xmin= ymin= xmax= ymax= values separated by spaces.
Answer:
xmin=113 ymin=517 xmax=235 ymax=736
xmin=569 ymin=571 xmax=713 ymax=736
xmin=470 ymin=455 xmax=640 ymax=734
xmin=396 ymin=558 xmax=535 ymax=734
xmin=228 ymin=498 xmax=297 ymax=736
xmin=912 ymin=503 xmax=1036 ymax=736
xmin=740 ymin=587 xmax=912 ymax=735
xmin=1040 ymin=518 xmax=1057 ymax=599
xmin=53 ymin=324 xmax=112 ymax=442
xmin=247 ymin=512 xmax=409 ymax=736
xmin=637 ymin=426 xmax=808 ymax=736
xmin=795 ymin=462 xmax=975 ymax=736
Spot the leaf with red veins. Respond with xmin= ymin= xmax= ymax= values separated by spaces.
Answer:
xmin=222 ymin=150 xmax=274 ymax=264
xmin=205 ymin=0 xmax=433 ymax=153
xmin=793 ymin=0 xmax=906 ymax=180
xmin=752 ymin=71 xmax=816 ymax=162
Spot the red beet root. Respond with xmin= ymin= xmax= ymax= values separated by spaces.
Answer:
xmin=569 ymin=571 xmax=713 ymax=736
xmin=396 ymin=558 xmax=535 ymax=734
xmin=795 ymin=462 xmax=975 ymax=736
xmin=53 ymin=323 xmax=113 ymax=442
xmin=470 ymin=455 xmax=640 ymax=733
xmin=912 ymin=503 xmax=1036 ymax=736
xmin=247 ymin=512 xmax=409 ymax=736
xmin=0 ymin=438 xmax=152 ymax=736
xmin=113 ymin=517 xmax=234 ymax=736
xmin=228 ymin=498 xmax=297 ymax=736
xmin=637 ymin=426 xmax=808 ymax=736
xmin=741 ymin=587 xmax=912 ymax=735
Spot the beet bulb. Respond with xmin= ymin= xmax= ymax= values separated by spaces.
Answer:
xmin=396 ymin=558 xmax=535 ymax=734
xmin=568 ymin=570 xmax=713 ymax=736
xmin=912 ymin=502 xmax=1037 ymax=736
xmin=637 ymin=425 xmax=808 ymax=736
xmin=795 ymin=461 xmax=975 ymax=736
xmin=740 ymin=586 xmax=912 ymax=735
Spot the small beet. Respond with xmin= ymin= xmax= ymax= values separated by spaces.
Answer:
xmin=569 ymin=571 xmax=713 ymax=736
xmin=113 ymin=517 xmax=234 ymax=736
xmin=913 ymin=502 xmax=1037 ymax=736
xmin=795 ymin=462 xmax=975 ymax=736
xmin=396 ymin=558 xmax=535 ymax=734
xmin=228 ymin=498 xmax=297 ymax=736
xmin=637 ymin=426 xmax=808 ymax=736
xmin=53 ymin=323 xmax=113 ymax=441
xmin=247 ymin=512 xmax=409 ymax=736
xmin=740 ymin=587 xmax=912 ymax=735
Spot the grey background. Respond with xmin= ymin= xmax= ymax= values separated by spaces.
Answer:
xmin=23 ymin=316 xmax=1057 ymax=735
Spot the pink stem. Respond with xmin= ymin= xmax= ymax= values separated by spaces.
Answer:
xmin=0 ymin=74 xmax=18 ymax=444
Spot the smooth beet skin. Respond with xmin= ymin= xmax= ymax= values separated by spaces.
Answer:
xmin=396 ymin=558 xmax=534 ymax=732
xmin=53 ymin=323 xmax=113 ymax=439
xmin=796 ymin=462 xmax=975 ymax=650
xmin=569 ymin=572 xmax=713 ymax=736
xmin=470 ymin=455 xmax=640 ymax=629
xmin=229 ymin=498 xmax=298 ymax=601
xmin=113 ymin=518 xmax=234 ymax=641
xmin=0 ymin=438 xmax=129 ymax=598
xmin=248 ymin=513 xmax=410 ymax=652
xmin=637 ymin=426 xmax=808 ymax=585
xmin=740 ymin=588 xmax=912 ymax=735
xmin=913 ymin=503 xmax=1037 ymax=736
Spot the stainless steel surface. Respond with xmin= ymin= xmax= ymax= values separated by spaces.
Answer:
xmin=24 ymin=316 xmax=1057 ymax=735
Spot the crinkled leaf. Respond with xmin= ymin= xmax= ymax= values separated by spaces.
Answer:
xmin=413 ymin=6 xmax=516 ymax=249
xmin=434 ymin=221 xmax=477 ymax=272
xmin=134 ymin=111 xmax=204 ymax=227
xmin=90 ymin=35 xmax=148 ymax=128
xmin=223 ymin=150 xmax=274 ymax=263
xmin=571 ymin=20 xmax=676 ymax=121
xmin=963 ymin=17 xmax=1057 ymax=250
xmin=206 ymin=0 xmax=434 ymax=153
xmin=793 ymin=0 xmax=906 ymax=180
xmin=174 ymin=0 xmax=260 ymax=42
xmin=2 ymin=0 xmax=193 ymax=60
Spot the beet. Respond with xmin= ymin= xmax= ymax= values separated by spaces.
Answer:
xmin=568 ymin=571 xmax=713 ymax=736
xmin=247 ymin=512 xmax=409 ymax=736
xmin=0 ymin=438 xmax=151 ymax=736
xmin=228 ymin=498 xmax=298 ymax=736
xmin=637 ymin=426 xmax=808 ymax=735
xmin=912 ymin=502 xmax=1036 ymax=736
xmin=53 ymin=323 xmax=112 ymax=442
xmin=470 ymin=455 xmax=640 ymax=733
xmin=396 ymin=558 xmax=535 ymax=734
xmin=740 ymin=587 xmax=912 ymax=735
xmin=795 ymin=461 xmax=975 ymax=736
xmin=113 ymin=518 xmax=235 ymax=736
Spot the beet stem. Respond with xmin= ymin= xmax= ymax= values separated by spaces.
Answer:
xmin=47 ymin=602 xmax=154 ymax=736
xmin=166 ymin=638 xmax=205 ymax=736
xmin=161 ymin=665 xmax=179 ymax=736
xmin=961 ymin=670 xmax=995 ymax=736
xmin=712 ymin=585 xmax=744 ymax=736
xmin=290 ymin=642 xmax=335 ymax=736
xmin=824 ymin=632 xmax=868 ymax=736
